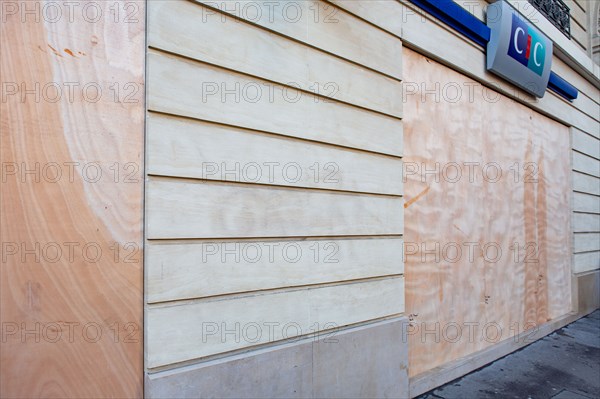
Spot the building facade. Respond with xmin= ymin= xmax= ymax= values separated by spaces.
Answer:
xmin=1 ymin=0 xmax=599 ymax=397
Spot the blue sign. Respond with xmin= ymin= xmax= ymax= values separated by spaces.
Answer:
xmin=486 ymin=1 xmax=552 ymax=97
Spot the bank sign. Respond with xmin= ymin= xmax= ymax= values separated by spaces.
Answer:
xmin=486 ymin=1 xmax=552 ymax=97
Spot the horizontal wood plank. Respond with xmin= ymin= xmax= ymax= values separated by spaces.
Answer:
xmin=574 ymin=233 xmax=600 ymax=253
xmin=574 ymin=251 xmax=600 ymax=274
xmin=573 ymin=171 xmax=600 ymax=195
xmin=195 ymin=0 xmax=403 ymax=80
xmin=399 ymin=1 xmax=599 ymax=135
xmin=147 ymin=237 xmax=404 ymax=303
xmin=574 ymin=192 xmax=600 ymax=214
xmin=147 ymin=113 xmax=403 ymax=194
xmin=148 ymin=0 xmax=402 ymax=117
xmin=573 ymin=151 xmax=600 ymax=177
xmin=147 ymin=50 xmax=403 ymax=156
xmin=573 ymin=212 xmax=600 ymax=233
xmin=146 ymin=277 xmax=405 ymax=368
xmin=146 ymin=178 xmax=404 ymax=239
xmin=327 ymin=0 xmax=403 ymax=37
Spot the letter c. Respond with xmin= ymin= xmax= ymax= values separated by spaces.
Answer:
xmin=533 ymin=42 xmax=543 ymax=67
xmin=514 ymin=27 xmax=525 ymax=54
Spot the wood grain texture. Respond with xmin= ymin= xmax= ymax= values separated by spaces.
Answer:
xmin=403 ymin=48 xmax=572 ymax=377
xmin=147 ymin=113 xmax=403 ymax=194
xmin=146 ymin=177 xmax=403 ymax=239
xmin=147 ymin=50 xmax=403 ymax=157
xmin=144 ymin=0 xmax=406 ymax=376
xmin=148 ymin=0 xmax=402 ymax=118
xmin=146 ymin=277 xmax=405 ymax=368
xmin=572 ymin=130 xmax=600 ymax=159
xmin=147 ymin=237 xmax=404 ymax=303
xmin=0 ymin=2 xmax=144 ymax=397
xmin=195 ymin=0 xmax=403 ymax=80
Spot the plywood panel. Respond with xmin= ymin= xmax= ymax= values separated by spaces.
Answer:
xmin=0 ymin=2 xmax=144 ymax=397
xmin=146 ymin=277 xmax=404 ymax=368
xmin=148 ymin=0 xmax=402 ymax=117
xmin=147 ymin=113 xmax=403 ymax=194
xmin=147 ymin=51 xmax=402 ymax=156
xmin=403 ymin=48 xmax=572 ymax=377
xmin=146 ymin=178 xmax=403 ymax=239
xmin=147 ymin=237 xmax=404 ymax=303
xmin=195 ymin=0 xmax=403 ymax=79
xmin=326 ymin=0 xmax=403 ymax=37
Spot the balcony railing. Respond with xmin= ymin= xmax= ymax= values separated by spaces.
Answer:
xmin=529 ymin=0 xmax=571 ymax=38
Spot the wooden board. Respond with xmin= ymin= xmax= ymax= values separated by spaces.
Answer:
xmin=146 ymin=277 xmax=405 ymax=368
xmin=148 ymin=0 xmax=402 ymax=118
xmin=146 ymin=177 xmax=403 ymax=239
xmin=0 ymin=2 xmax=144 ymax=397
xmin=147 ymin=50 xmax=403 ymax=157
xmin=147 ymin=113 xmax=403 ymax=194
xmin=574 ymin=192 xmax=600 ymax=214
xmin=144 ymin=0 xmax=405 ymax=377
xmin=572 ymin=130 xmax=600 ymax=158
xmin=195 ymin=0 xmax=403 ymax=80
xmin=574 ymin=233 xmax=600 ymax=253
xmin=573 ymin=172 xmax=600 ymax=195
xmin=403 ymin=48 xmax=573 ymax=377
xmin=574 ymin=252 xmax=600 ymax=273
xmin=147 ymin=237 xmax=404 ymax=303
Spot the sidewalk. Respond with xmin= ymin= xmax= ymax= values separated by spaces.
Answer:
xmin=419 ymin=311 xmax=600 ymax=399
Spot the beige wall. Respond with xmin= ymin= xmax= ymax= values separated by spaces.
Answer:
xmin=145 ymin=0 xmax=405 ymax=372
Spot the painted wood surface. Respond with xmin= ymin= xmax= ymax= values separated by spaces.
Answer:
xmin=148 ymin=0 xmax=403 ymax=118
xmin=146 ymin=277 xmax=405 ymax=368
xmin=0 ymin=2 xmax=145 ymax=397
xmin=146 ymin=177 xmax=403 ymax=239
xmin=194 ymin=0 xmax=403 ymax=79
xmin=403 ymin=48 xmax=573 ymax=377
xmin=147 ymin=50 xmax=403 ymax=157
xmin=145 ymin=0 xmax=405 ymax=371
xmin=147 ymin=237 xmax=404 ymax=303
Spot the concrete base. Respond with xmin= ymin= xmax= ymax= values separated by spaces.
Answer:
xmin=576 ymin=270 xmax=600 ymax=315
xmin=146 ymin=317 xmax=409 ymax=398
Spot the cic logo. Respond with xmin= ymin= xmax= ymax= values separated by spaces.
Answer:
xmin=507 ymin=14 xmax=545 ymax=76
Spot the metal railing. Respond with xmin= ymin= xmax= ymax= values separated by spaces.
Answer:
xmin=529 ymin=0 xmax=571 ymax=38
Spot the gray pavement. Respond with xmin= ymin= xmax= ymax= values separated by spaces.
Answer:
xmin=419 ymin=311 xmax=600 ymax=399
